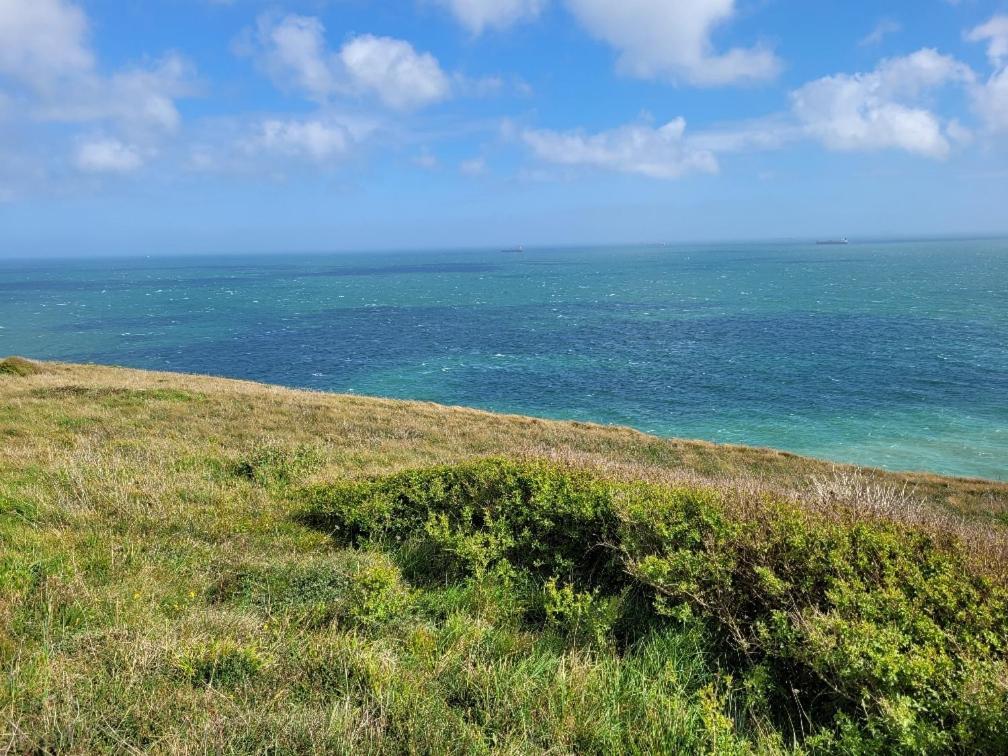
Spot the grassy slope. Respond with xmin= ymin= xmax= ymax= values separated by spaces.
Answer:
xmin=2 ymin=359 xmax=1007 ymax=753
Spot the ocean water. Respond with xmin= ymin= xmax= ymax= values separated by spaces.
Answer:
xmin=2 ymin=240 xmax=1006 ymax=480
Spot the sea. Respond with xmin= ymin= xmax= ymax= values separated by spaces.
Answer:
xmin=2 ymin=239 xmax=1006 ymax=481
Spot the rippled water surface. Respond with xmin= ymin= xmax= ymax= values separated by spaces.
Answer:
xmin=2 ymin=240 xmax=1006 ymax=479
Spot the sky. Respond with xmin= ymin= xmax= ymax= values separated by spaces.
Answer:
xmin=1 ymin=0 xmax=1008 ymax=257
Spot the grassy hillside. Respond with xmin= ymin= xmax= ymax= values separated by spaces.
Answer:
xmin=2 ymin=358 xmax=1007 ymax=753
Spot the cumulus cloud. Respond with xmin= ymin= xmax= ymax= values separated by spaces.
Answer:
xmin=435 ymin=0 xmax=545 ymax=34
xmin=254 ymin=14 xmax=336 ymax=101
xmin=564 ymin=0 xmax=780 ymax=86
xmin=522 ymin=118 xmax=718 ymax=178
xmin=74 ymin=138 xmax=144 ymax=173
xmin=0 ymin=0 xmax=93 ymax=88
xmin=340 ymin=35 xmax=451 ymax=110
xmin=37 ymin=54 xmax=193 ymax=133
xmin=972 ymin=69 xmax=1008 ymax=132
xmin=0 ymin=0 xmax=194 ymax=130
xmin=524 ymin=48 xmax=983 ymax=177
xmin=250 ymin=15 xmax=450 ymax=110
xmin=790 ymin=49 xmax=974 ymax=158
xmin=0 ymin=0 xmax=195 ymax=179
xmin=966 ymin=16 xmax=1008 ymax=132
xmin=252 ymin=119 xmax=352 ymax=160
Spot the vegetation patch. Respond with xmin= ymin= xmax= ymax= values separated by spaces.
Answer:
xmin=174 ymin=640 xmax=268 ymax=687
xmin=233 ymin=442 xmax=325 ymax=487
xmin=301 ymin=458 xmax=1008 ymax=752
xmin=29 ymin=385 xmax=203 ymax=404
xmin=212 ymin=552 xmax=411 ymax=629
xmin=0 ymin=356 xmax=42 ymax=377
xmin=5 ymin=364 xmax=1008 ymax=753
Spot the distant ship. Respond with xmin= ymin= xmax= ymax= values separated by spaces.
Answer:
xmin=501 ymin=245 xmax=524 ymax=253
xmin=816 ymin=237 xmax=849 ymax=245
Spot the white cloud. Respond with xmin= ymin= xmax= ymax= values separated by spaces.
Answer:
xmin=256 ymin=119 xmax=350 ymax=159
xmin=36 ymin=54 xmax=193 ymax=133
xmin=522 ymin=118 xmax=718 ymax=178
xmin=967 ymin=16 xmax=1008 ymax=132
xmin=790 ymin=49 xmax=973 ymax=158
xmin=967 ymin=15 xmax=1008 ymax=67
xmin=74 ymin=138 xmax=144 ymax=173
xmin=689 ymin=114 xmax=801 ymax=153
xmin=436 ymin=0 xmax=545 ymax=34
xmin=340 ymin=35 xmax=450 ymax=110
xmin=459 ymin=156 xmax=486 ymax=175
xmin=860 ymin=19 xmax=901 ymax=47
xmin=533 ymin=48 xmax=981 ymax=176
xmin=242 ymin=115 xmax=382 ymax=162
xmin=872 ymin=48 xmax=974 ymax=97
xmin=971 ymin=68 xmax=1008 ymax=133
xmin=0 ymin=0 xmax=93 ymax=88
xmin=251 ymin=16 xmax=450 ymax=110
xmin=0 ymin=0 xmax=193 ymax=131
xmin=254 ymin=14 xmax=336 ymax=101
xmin=0 ymin=0 xmax=195 ymax=181
xmin=564 ymin=0 xmax=780 ymax=86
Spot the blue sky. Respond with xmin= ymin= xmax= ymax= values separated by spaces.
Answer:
xmin=1 ymin=0 xmax=1008 ymax=256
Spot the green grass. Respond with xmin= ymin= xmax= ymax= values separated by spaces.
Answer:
xmin=2 ymin=359 xmax=1007 ymax=754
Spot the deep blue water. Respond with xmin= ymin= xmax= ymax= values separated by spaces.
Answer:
xmin=2 ymin=240 xmax=1006 ymax=480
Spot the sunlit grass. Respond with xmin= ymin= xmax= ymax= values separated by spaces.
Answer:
xmin=2 ymin=359 xmax=1007 ymax=753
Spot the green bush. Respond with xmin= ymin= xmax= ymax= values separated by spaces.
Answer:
xmin=301 ymin=459 xmax=622 ymax=587
xmin=343 ymin=554 xmax=412 ymax=627
xmin=301 ymin=458 xmax=1008 ymax=752
xmin=0 ymin=356 xmax=42 ymax=377
xmin=541 ymin=577 xmax=623 ymax=647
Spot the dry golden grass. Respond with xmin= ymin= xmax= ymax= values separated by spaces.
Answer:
xmin=3 ymin=358 xmax=1004 ymax=512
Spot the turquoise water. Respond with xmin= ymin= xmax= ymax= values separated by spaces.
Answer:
xmin=2 ymin=239 xmax=1006 ymax=480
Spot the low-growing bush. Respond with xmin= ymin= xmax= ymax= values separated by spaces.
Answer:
xmin=300 ymin=459 xmax=622 ymax=588
xmin=0 ymin=356 xmax=42 ymax=377
xmin=301 ymin=458 xmax=1008 ymax=752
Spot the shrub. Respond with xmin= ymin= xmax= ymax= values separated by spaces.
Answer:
xmin=301 ymin=458 xmax=622 ymax=588
xmin=541 ymin=578 xmax=622 ymax=647
xmin=622 ymin=491 xmax=1008 ymax=752
xmin=344 ymin=554 xmax=412 ymax=627
xmin=301 ymin=458 xmax=1008 ymax=752
xmin=0 ymin=356 xmax=42 ymax=377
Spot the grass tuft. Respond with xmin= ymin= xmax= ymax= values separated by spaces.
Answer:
xmin=175 ymin=640 xmax=268 ymax=687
